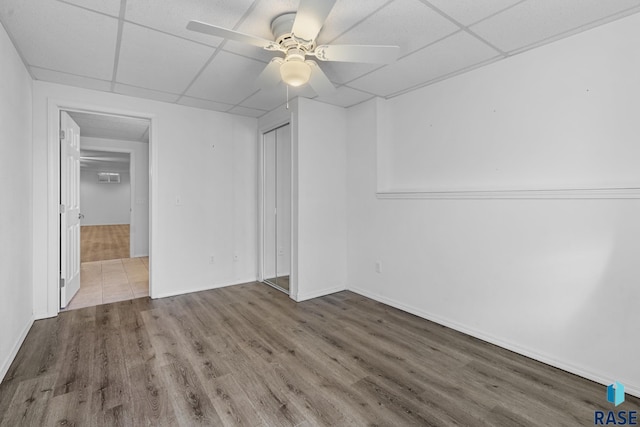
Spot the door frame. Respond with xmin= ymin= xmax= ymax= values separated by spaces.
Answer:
xmin=80 ymin=145 xmax=136 ymax=257
xmin=47 ymin=98 xmax=156 ymax=315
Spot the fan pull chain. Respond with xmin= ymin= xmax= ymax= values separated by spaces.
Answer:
xmin=286 ymin=84 xmax=289 ymax=110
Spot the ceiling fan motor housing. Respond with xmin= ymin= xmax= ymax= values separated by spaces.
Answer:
xmin=271 ymin=12 xmax=315 ymax=55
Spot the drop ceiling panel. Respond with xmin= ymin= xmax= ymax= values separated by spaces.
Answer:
xmin=178 ymin=96 xmax=234 ymax=113
xmin=31 ymin=67 xmax=113 ymax=92
xmin=228 ymin=106 xmax=268 ymax=118
xmin=349 ymin=31 xmax=500 ymax=97
xmin=222 ymin=43 xmax=277 ymax=63
xmin=426 ymin=0 xmax=523 ymax=26
xmin=240 ymin=82 xmax=316 ymax=111
xmin=314 ymin=86 xmax=374 ymax=108
xmin=117 ymin=23 xmax=214 ymax=94
xmin=125 ymin=0 xmax=255 ymax=47
xmin=471 ymin=0 xmax=640 ymax=53
xmin=113 ymin=83 xmax=181 ymax=103
xmin=186 ymin=51 xmax=268 ymax=105
xmin=0 ymin=0 xmax=117 ymax=79
xmin=314 ymin=0 xmax=391 ymax=43
xmin=316 ymin=61 xmax=379 ymax=85
xmin=331 ymin=0 xmax=459 ymax=56
xmin=61 ymin=0 xmax=122 ymax=17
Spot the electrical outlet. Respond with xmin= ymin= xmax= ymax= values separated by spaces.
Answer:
xmin=233 ymin=254 xmax=239 ymax=262
xmin=175 ymin=196 xmax=182 ymax=206
xmin=375 ymin=261 xmax=382 ymax=274
xmin=209 ymin=255 xmax=215 ymax=265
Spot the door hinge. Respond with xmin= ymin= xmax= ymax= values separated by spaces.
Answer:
xmin=59 ymin=130 xmax=65 ymax=140
xmin=59 ymin=277 xmax=65 ymax=288
xmin=59 ymin=204 xmax=65 ymax=214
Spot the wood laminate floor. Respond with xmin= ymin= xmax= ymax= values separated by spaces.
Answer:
xmin=81 ymin=224 xmax=130 ymax=262
xmin=1 ymin=283 xmax=637 ymax=426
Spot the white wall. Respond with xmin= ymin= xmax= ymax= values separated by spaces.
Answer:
xmin=82 ymin=136 xmax=149 ymax=256
xmin=32 ymin=81 xmax=258 ymax=318
xmin=294 ymin=98 xmax=348 ymax=301
xmin=0 ymin=22 xmax=34 ymax=380
xmin=347 ymin=13 xmax=640 ymax=397
xmin=80 ymin=169 xmax=130 ymax=225
xmin=379 ymin=14 xmax=640 ymax=193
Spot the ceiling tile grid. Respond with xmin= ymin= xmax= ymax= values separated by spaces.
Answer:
xmin=228 ymin=105 xmax=270 ymax=118
xmin=117 ymin=23 xmax=215 ymax=94
xmin=113 ymin=83 xmax=181 ymax=104
xmin=60 ymin=0 xmax=122 ymax=18
xmin=469 ymin=0 xmax=640 ymax=53
xmin=31 ymin=67 xmax=113 ymax=93
xmin=1 ymin=0 xmax=640 ymax=117
xmin=178 ymin=96 xmax=236 ymax=113
xmin=0 ymin=0 xmax=118 ymax=80
xmin=348 ymin=31 xmax=501 ymax=97
xmin=124 ymin=0 xmax=256 ymax=47
xmin=313 ymin=86 xmax=375 ymax=108
xmin=185 ymin=50 xmax=269 ymax=105
xmin=330 ymin=0 xmax=460 ymax=56
xmin=240 ymin=82 xmax=316 ymax=111
xmin=424 ymin=0 xmax=524 ymax=26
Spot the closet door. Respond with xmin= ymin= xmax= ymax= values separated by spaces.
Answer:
xmin=275 ymin=125 xmax=291 ymax=291
xmin=263 ymin=129 xmax=277 ymax=284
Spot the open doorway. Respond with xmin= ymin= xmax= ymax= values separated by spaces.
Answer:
xmin=60 ymin=110 xmax=150 ymax=310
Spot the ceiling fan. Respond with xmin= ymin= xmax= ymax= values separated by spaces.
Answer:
xmin=186 ymin=0 xmax=400 ymax=96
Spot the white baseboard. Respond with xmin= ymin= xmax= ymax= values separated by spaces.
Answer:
xmin=295 ymin=285 xmax=346 ymax=302
xmin=1 ymin=315 xmax=34 ymax=383
xmin=152 ymin=277 xmax=259 ymax=299
xmin=34 ymin=311 xmax=56 ymax=321
xmin=348 ymin=286 xmax=640 ymax=399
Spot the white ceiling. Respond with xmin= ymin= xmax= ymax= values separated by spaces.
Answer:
xmin=2 ymin=0 xmax=640 ymax=117
xmin=80 ymin=149 xmax=130 ymax=172
xmin=67 ymin=111 xmax=150 ymax=142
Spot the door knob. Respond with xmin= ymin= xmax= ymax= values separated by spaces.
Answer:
xmin=78 ymin=213 xmax=85 ymax=219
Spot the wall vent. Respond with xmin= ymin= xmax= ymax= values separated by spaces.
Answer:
xmin=97 ymin=172 xmax=120 ymax=183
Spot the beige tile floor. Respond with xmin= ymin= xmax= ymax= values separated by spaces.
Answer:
xmin=64 ymin=257 xmax=149 ymax=311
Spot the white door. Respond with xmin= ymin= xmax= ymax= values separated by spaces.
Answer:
xmin=60 ymin=111 xmax=81 ymax=308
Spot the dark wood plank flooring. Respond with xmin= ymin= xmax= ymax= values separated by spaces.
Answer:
xmin=1 ymin=282 xmax=637 ymax=426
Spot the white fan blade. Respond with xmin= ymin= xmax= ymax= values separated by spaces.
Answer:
xmin=291 ymin=0 xmax=337 ymax=43
xmin=187 ymin=20 xmax=280 ymax=50
xmin=255 ymin=58 xmax=284 ymax=89
xmin=306 ymin=61 xmax=335 ymax=96
xmin=314 ymin=44 xmax=400 ymax=63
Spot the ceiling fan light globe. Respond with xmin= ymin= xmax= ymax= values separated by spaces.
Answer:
xmin=280 ymin=59 xmax=311 ymax=87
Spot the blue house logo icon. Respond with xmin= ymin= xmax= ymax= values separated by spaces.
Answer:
xmin=595 ymin=382 xmax=637 ymax=425
xmin=607 ymin=381 xmax=625 ymax=407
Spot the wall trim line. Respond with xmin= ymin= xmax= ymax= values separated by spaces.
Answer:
xmin=376 ymin=187 xmax=640 ymax=200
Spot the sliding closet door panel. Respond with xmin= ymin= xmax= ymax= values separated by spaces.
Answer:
xmin=263 ymin=130 xmax=277 ymax=283
xmin=276 ymin=125 xmax=291 ymax=291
